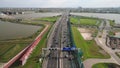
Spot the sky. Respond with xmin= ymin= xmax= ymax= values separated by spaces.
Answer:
xmin=0 ymin=0 xmax=120 ymax=8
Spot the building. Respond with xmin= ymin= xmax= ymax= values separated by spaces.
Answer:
xmin=106 ymin=35 xmax=120 ymax=49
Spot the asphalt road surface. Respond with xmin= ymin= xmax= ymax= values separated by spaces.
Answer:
xmin=42 ymin=12 xmax=81 ymax=68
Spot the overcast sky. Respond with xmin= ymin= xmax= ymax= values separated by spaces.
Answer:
xmin=0 ymin=0 xmax=120 ymax=8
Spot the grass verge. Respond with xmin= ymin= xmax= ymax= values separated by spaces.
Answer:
xmin=115 ymin=52 xmax=120 ymax=58
xmin=92 ymin=63 xmax=120 ymax=68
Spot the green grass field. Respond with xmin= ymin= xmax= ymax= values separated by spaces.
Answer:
xmin=92 ymin=63 xmax=108 ymax=68
xmin=108 ymin=31 xmax=115 ymax=36
xmin=109 ymin=20 xmax=115 ymax=26
xmin=70 ymin=16 xmax=101 ymax=26
xmin=92 ymin=63 xmax=120 ymax=68
xmin=72 ymin=27 xmax=110 ymax=60
xmin=70 ymin=17 xmax=79 ymax=24
xmin=115 ymin=52 xmax=120 ymax=58
xmin=0 ymin=42 xmax=30 ymax=62
xmin=34 ymin=16 xmax=60 ymax=23
xmin=108 ymin=28 xmax=120 ymax=36
xmin=80 ymin=19 xmax=98 ymax=26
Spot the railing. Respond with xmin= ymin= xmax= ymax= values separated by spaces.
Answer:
xmin=68 ymin=16 xmax=84 ymax=68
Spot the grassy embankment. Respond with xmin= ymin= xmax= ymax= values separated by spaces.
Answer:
xmin=0 ymin=41 xmax=31 ymax=62
xmin=72 ymin=27 xmax=110 ymax=60
xmin=92 ymin=63 xmax=120 ymax=68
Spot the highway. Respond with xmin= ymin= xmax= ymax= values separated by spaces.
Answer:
xmin=61 ymin=14 xmax=72 ymax=68
xmin=46 ymin=14 xmax=62 ymax=68
xmin=42 ymin=12 xmax=81 ymax=68
xmin=47 ymin=12 xmax=71 ymax=68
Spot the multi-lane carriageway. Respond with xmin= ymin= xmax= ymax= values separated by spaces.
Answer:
xmin=42 ymin=12 xmax=83 ymax=68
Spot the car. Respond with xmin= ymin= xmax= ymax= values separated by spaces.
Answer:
xmin=112 ymin=48 xmax=115 ymax=50
xmin=65 ymin=55 xmax=69 ymax=58
xmin=66 ymin=45 xmax=69 ymax=47
xmin=62 ymin=47 xmax=71 ymax=51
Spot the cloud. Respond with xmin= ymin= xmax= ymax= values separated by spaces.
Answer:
xmin=80 ymin=0 xmax=120 ymax=8
xmin=39 ymin=0 xmax=81 ymax=7
xmin=41 ymin=0 xmax=68 ymax=7
xmin=0 ymin=0 xmax=120 ymax=8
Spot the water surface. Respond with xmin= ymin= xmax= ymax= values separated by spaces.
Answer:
xmin=12 ymin=13 xmax=61 ymax=19
xmin=71 ymin=13 xmax=120 ymax=24
xmin=0 ymin=21 xmax=41 ymax=40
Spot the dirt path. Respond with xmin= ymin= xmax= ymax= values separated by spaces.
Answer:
xmin=77 ymin=28 xmax=93 ymax=40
